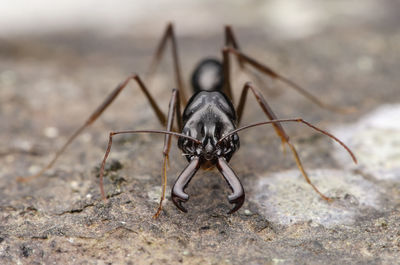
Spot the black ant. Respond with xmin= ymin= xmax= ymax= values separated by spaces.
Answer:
xmin=19 ymin=23 xmax=357 ymax=218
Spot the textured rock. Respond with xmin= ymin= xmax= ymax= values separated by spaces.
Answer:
xmin=1 ymin=1 xmax=400 ymax=264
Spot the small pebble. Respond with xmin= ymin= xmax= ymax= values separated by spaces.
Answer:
xmin=374 ymin=218 xmax=388 ymax=228
xmin=70 ymin=181 xmax=79 ymax=190
xmin=15 ymin=140 xmax=33 ymax=151
xmin=28 ymin=165 xmax=41 ymax=174
xmin=244 ymin=209 xmax=252 ymax=216
xmin=44 ymin=126 xmax=59 ymax=138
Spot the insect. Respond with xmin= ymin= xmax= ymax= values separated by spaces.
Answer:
xmin=19 ymin=23 xmax=357 ymax=218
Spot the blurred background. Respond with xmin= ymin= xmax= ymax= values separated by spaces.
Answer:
xmin=2 ymin=0 xmax=398 ymax=149
xmin=0 ymin=0 xmax=391 ymax=38
xmin=1 ymin=1 xmax=400 ymax=264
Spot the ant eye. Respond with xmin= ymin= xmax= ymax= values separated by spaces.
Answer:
xmin=233 ymin=134 xmax=239 ymax=142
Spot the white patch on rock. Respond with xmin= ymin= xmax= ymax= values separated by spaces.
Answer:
xmin=332 ymin=104 xmax=400 ymax=181
xmin=251 ymin=169 xmax=380 ymax=228
xmin=44 ymin=126 xmax=59 ymax=138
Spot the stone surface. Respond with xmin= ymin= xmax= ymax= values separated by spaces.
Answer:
xmin=1 ymin=1 xmax=400 ymax=264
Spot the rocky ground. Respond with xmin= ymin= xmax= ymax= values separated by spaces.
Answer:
xmin=1 ymin=1 xmax=399 ymax=264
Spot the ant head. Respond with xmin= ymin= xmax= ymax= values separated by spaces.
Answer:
xmin=191 ymin=58 xmax=224 ymax=93
xmin=178 ymin=123 xmax=240 ymax=164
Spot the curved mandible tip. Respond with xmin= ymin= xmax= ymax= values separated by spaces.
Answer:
xmin=171 ymin=157 xmax=200 ymax=213
xmin=217 ymin=157 xmax=245 ymax=214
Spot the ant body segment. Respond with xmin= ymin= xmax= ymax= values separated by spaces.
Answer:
xmin=19 ymin=23 xmax=357 ymax=218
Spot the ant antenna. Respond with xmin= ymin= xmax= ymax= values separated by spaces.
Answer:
xmin=218 ymin=118 xmax=357 ymax=163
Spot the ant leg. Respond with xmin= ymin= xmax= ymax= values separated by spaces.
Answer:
xmin=97 ymin=129 xmax=201 ymax=215
xmin=224 ymin=26 xmax=272 ymax=95
xmin=224 ymin=25 xmax=245 ymax=69
xmin=236 ymin=82 xmax=332 ymax=201
xmin=222 ymin=48 xmax=233 ymax=101
xmin=146 ymin=23 xmax=188 ymax=105
xmin=221 ymin=26 xmax=246 ymax=102
xmin=18 ymin=75 xmax=166 ymax=182
xmin=226 ymin=47 xmax=355 ymax=114
xmin=153 ymin=88 xmax=182 ymax=219
xmin=98 ymin=88 xmax=183 ymax=218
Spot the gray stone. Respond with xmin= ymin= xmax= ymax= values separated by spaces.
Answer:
xmin=1 ymin=1 xmax=399 ymax=264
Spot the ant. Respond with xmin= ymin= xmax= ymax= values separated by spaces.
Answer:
xmin=19 ymin=23 xmax=357 ymax=218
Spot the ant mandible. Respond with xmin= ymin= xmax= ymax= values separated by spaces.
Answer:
xmin=19 ymin=23 xmax=357 ymax=218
